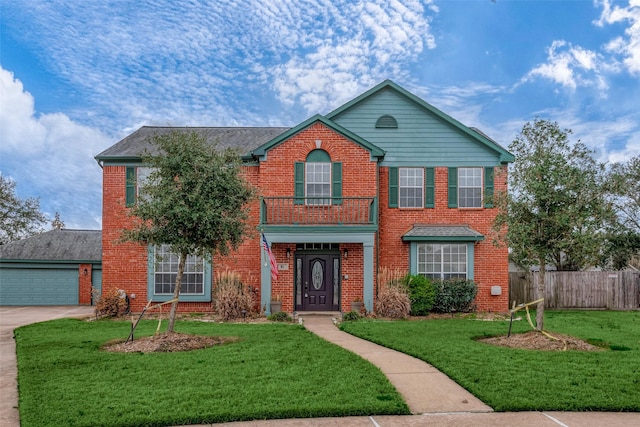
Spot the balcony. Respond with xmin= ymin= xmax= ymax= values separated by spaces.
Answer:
xmin=260 ymin=197 xmax=377 ymax=229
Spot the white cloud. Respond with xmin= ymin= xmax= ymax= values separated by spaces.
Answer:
xmin=595 ymin=0 xmax=640 ymax=74
xmin=0 ymin=67 xmax=112 ymax=229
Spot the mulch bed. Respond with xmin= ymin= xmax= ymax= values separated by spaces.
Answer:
xmin=103 ymin=333 xmax=239 ymax=353
xmin=479 ymin=331 xmax=602 ymax=351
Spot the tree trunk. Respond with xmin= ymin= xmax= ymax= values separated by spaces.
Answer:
xmin=167 ymin=252 xmax=186 ymax=333
xmin=536 ymin=259 xmax=545 ymax=331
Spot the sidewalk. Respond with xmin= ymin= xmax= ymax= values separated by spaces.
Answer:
xmin=301 ymin=315 xmax=491 ymax=414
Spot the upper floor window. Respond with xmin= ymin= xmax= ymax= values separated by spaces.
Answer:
xmin=294 ymin=150 xmax=342 ymax=206
xmin=125 ymin=166 xmax=152 ymax=206
xmin=458 ymin=168 xmax=482 ymax=208
xmin=417 ymin=243 xmax=467 ymax=280
xmin=399 ymin=168 xmax=423 ymax=208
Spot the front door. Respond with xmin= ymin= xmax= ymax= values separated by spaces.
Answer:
xmin=295 ymin=253 xmax=340 ymax=311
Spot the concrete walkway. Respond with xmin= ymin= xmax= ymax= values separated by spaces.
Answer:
xmin=302 ymin=315 xmax=491 ymax=414
xmin=0 ymin=305 xmax=96 ymax=427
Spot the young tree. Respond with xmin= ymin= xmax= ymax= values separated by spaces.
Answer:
xmin=493 ymin=119 xmax=613 ymax=330
xmin=0 ymin=173 xmax=47 ymax=244
xmin=122 ymin=131 xmax=255 ymax=332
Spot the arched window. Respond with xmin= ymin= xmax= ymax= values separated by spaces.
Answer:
xmin=375 ymin=114 xmax=398 ymax=128
xmin=294 ymin=149 xmax=342 ymax=205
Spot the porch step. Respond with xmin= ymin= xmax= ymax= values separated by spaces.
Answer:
xmin=295 ymin=311 xmax=342 ymax=318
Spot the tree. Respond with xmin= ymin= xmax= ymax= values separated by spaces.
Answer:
xmin=601 ymin=155 xmax=640 ymax=269
xmin=122 ymin=131 xmax=255 ymax=332
xmin=51 ymin=212 xmax=65 ymax=230
xmin=493 ymin=119 xmax=614 ymax=330
xmin=0 ymin=173 xmax=47 ymax=245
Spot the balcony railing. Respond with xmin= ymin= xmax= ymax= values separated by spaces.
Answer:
xmin=260 ymin=197 xmax=377 ymax=226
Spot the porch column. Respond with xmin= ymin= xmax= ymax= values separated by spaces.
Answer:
xmin=363 ymin=241 xmax=374 ymax=312
xmin=260 ymin=243 xmax=272 ymax=315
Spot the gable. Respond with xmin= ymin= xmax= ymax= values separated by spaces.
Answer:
xmin=327 ymin=81 xmax=514 ymax=167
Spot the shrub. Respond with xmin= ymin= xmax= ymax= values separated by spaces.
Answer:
xmin=94 ymin=287 xmax=129 ymax=317
xmin=376 ymin=268 xmax=411 ymax=319
xmin=400 ymin=274 xmax=435 ymax=316
xmin=342 ymin=311 xmax=361 ymax=321
xmin=431 ymin=278 xmax=478 ymax=313
xmin=214 ymin=270 xmax=254 ymax=320
xmin=267 ymin=311 xmax=290 ymax=322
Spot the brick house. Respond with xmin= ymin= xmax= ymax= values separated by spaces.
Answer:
xmin=95 ymin=80 xmax=514 ymax=314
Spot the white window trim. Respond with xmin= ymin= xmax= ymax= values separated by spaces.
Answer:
xmin=458 ymin=167 xmax=483 ymax=208
xmin=399 ymin=167 xmax=424 ymax=208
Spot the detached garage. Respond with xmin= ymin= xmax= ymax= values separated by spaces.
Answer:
xmin=0 ymin=229 xmax=101 ymax=306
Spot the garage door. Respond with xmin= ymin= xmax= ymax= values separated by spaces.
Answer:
xmin=0 ymin=267 xmax=78 ymax=305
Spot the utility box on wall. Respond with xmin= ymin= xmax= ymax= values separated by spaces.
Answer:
xmin=491 ymin=286 xmax=502 ymax=296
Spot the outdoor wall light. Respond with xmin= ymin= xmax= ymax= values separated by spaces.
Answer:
xmin=343 ymin=249 xmax=348 ymax=259
xmin=286 ymin=248 xmax=291 ymax=259
xmin=83 ymin=268 xmax=88 ymax=276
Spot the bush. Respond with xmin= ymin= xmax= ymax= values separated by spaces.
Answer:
xmin=214 ymin=270 xmax=255 ymax=320
xmin=267 ymin=311 xmax=290 ymax=322
xmin=431 ymin=278 xmax=478 ymax=313
xmin=94 ymin=287 xmax=129 ymax=317
xmin=342 ymin=311 xmax=361 ymax=321
xmin=400 ymin=274 xmax=435 ymax=316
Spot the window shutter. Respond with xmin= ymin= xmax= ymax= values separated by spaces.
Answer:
xmin=425 ymin=167 xmax=435 ymax=208
xmin=332 ymin=162 xmax=342 ymax=205
xmin=484 ymin=167 xmax=494 ymax=208
xmin=388 ymin=167 xmax=398 ymax=208
xmin=125 ymin=167 xmax=136 ymax=207
xmin=448 ymin=167 xmax=458 ymax=208
xmin=294 ymin=162 xmax=304 ymax=205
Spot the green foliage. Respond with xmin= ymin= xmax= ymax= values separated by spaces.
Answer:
xmin=0 ymin=173 xmax=46 ymax=244
xmin=431 ymin=279 xmax=477 ymax=313
xmin=15 ymin=319 xmax=408 ymax=425
xmin=342 ymin=310 xmax=640 ymax=411
xmin=400 ymin=274 xmax=435 ymax=316
xmin=121 ymin=130 xmax=255 ymax=331
xmin=267 ymin=311 xmax=290 ymax=322
xmin=342 ymin=311 xmax=361 ymax=321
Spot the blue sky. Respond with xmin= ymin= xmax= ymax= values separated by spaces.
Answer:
xmin=1 ymin=0 xmax=639 ymax=231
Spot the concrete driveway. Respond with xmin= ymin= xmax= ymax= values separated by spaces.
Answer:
xmin=0 ymin=306 xmax=95 ymax=427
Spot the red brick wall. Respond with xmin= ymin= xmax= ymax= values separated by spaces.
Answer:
xmin=378 ymin=166 xmax=509 ymax=312
xmin=78 ymin=264 xmax=92 ymax=305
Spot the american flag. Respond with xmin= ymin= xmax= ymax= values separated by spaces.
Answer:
xmin=261 ymin=233 xmax=278 ymax=281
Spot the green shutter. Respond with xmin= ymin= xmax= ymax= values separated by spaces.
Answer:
xmin=332 ymin=162 xmax=342 ymax=205
xmin=484 ymin=167 xmax=494 ymax=208
xmin=125 ymin=167 xmax=136 ymax=207
xmin=448 ymin=167 xmax=458 ymax=208
xmin=388 ymin=167 xmax=398 ymax=208
xmin=294 ymin=162 xmax=304 ymax=205
xmin=425 ymin=167 xmax=434 ymax=208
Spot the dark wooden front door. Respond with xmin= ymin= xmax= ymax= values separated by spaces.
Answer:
xmin=295 ymin=254 xmax=340 ymax=311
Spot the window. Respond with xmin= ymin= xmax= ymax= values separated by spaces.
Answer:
xmin=399 ymin=168 xmax=423 ymax=208
xmin=306 ymin=162 xmax=331 ymax=205
xmin=152 ymin=245 xmax=205 ymax=295
xmin=458 ymin=168 xmax=482 ymax=208
xmin=294 ymin=150 xmax=342 ymax=205
xmin=125 ymin=166 xmax=152 ymax=206
xmin=417 ymin=243 xmax=467 ymax=280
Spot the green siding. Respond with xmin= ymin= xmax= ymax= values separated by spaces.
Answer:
xmin=448 ymin=167 xmax=458 ymax=208
xmin=332 ymin=89 xmax=502 ymax=167
xmin=388 ymin=167 xmax=398 ymax=208
xmin=425 ymin=167 xmax=434 ymax=208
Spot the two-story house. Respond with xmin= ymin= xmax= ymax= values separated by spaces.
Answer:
xmin=95 ymin=80 xmax=514 ymax=314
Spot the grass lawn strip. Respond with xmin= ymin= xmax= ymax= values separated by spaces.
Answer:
xmin=15 ymin=319 xmax=409 ymax=427
xmin=341 ymin=310 xmax=640 ymax=412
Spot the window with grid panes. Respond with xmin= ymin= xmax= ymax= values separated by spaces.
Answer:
xmin=417 ymin=243 xmax=467 ymax=280
xmin=153 ymin=245 xmax=204 ymax=295
xmin=458 ymin=168 xmax=482 ymax=208
xmin=399 ymin=168 xmax=423 ymax=208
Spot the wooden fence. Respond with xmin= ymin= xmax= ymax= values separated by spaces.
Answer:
xmin=509 ymin=271 xmax=640 ymax=310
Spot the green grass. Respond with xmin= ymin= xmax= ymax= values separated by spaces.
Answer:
xmin=15 ymin=319 xmax=409 ymax=427
xmin=341 ymin=310 xmax=640 ymax=412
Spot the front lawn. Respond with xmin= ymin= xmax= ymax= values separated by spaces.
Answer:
xmin=15 ymin=319 xmax=409 ymax=427
xmin=341 ymin=310 xmax=640 ymax=411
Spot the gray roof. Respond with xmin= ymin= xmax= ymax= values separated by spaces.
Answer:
xmin=402 ymin=225 xmax=484 ymax=242
xmin=0 ymin=229 xmax=102 ymax=262
xmin=95 ymin=126 xmax=290 ymax=160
